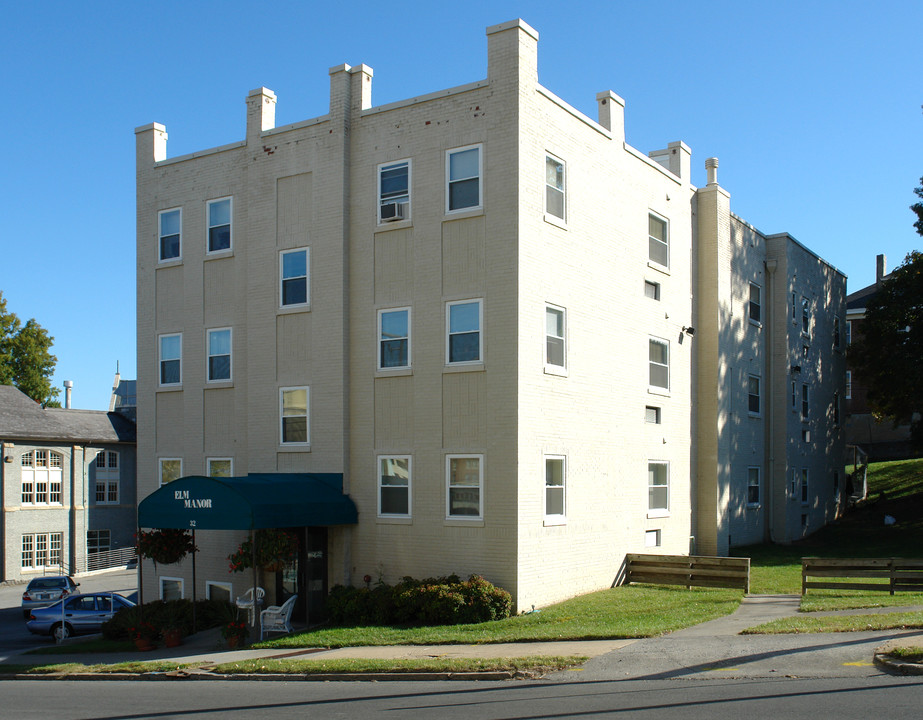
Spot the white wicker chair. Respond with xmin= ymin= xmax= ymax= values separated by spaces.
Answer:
xmin=260 ymin=594 xmax=298 ymax=640
xmin=235 ymin=586 xmax=265 ymax=624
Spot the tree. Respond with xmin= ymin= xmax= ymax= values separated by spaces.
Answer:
xmin=0 ymin=291 xmax=60 ymax=406
xmin=913 ymin=177 xmax=923 ymax=237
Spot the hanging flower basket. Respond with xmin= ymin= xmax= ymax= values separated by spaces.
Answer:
xmin=136 ymin=529 xmax=196 ymax=566
xmin=228 ymin=529 xmax=298 ymax=573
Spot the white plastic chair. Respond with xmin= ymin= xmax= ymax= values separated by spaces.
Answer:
xmin=235 ymin=586 xmax=265 ymax=624
xmin=260 ymin=594 xmax=298 ymax=640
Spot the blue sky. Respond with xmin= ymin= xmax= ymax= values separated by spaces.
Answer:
xmin=1 ymin=1 xmax=920 ymax=411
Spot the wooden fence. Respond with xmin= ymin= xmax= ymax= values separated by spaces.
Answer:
xmin=625 ymin=553 xmax=750 ymax=593
xmin=801 ymin=557 xmax=923 ymax=595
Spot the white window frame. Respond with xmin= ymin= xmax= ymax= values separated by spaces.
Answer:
xmin=801 ymin=296 xmax=810 ymax=335
xmin=158 ymin=207 xmax=182 ymax=262
xmin=648 ymin=461 xmax=669 ymax=515
xmin=645 ymin=529 xmax=662 ymax=548
xmin=279 ymin=247 xmax=310 ymax=309
xmin=846 ymin=371 xmax=852 ymax=399
xmin=747 ymin=467 xmax=761 ymax=507
xmin=801 ymin=468 xmax=809 ymax=505
xmin=445 ymin=144 xmax=482 ymax=214
xmin=21 ymin=450 xmax=62 ymax=505
xmin=446 ymin=454 xmax=483 ymax=520
xmin=207 ymin=457 xmax=233 ymax=478
xmin=544 ymin=455 xmax=566 ymax=524
xmin=206 ymin=327 xmax=232 ymax=383
xmin=748 ymin=374 xmax=761 ymax=417
xmin=159 ymin=333 xmax=182 ymax=387
xmin=802 ymin=383 xmax=809 ymax=421
xmin=377 ymin=455 xmax=412 ymax=518
xmin=544 ymin=153 xmax=566 ymax=222
xmin=378 ymin=307 xmax=411 ymax=371
xmin=834 ymin=317 xmax=841 ymax=347
xmin=21 ymin=532 xmax=62 ymax=570
xmin=648 ymin=212 xmax=669 ymax=269
xmin=206 ymin=196 xmax=232 ymax=254
xmin=749 ymin=282 xmax=762 ymax=324
xmin=159 ymin=458 xmax=182 ymax=487
xmin=645 ymin=405 xmax=661 ymax=424
xmin=378 ymin=159 xmax=411 ymax=223
xmin=280 ymin=386 xmax=310 ymax=446
xmin=160 ymin=576 xmax=185 ymax=601
xmin=545 ymin=304 xmax=566 ymax=373
xmin=95 ymin=450 xmax=119 ymax=504
xmin=446 ymin=299 xmax=483 ymax=366
xmin=644 ymin=280 xmax=661 ymax=301
xmin=648 ymin=337 xmax=670 ymax=392
xmin=846 ymin=320 xmax=852 ymax=345
xmin=206 ymin=581 xmax=232 ymax=603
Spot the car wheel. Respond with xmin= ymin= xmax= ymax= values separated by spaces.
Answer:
xmin=52 ymin=623 xmax=72 ymax=642
xmin=22 ymin=610 xmax=31 ymax=620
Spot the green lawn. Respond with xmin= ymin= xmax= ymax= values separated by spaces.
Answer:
xmin=743 ymin=610 xmax=923 ymax=634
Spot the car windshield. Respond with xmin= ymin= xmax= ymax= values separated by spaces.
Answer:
xmin=29 ymin=578 xmax=67 ymax=589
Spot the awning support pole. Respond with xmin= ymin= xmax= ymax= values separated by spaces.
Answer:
xmin=191 ymin=529 xmax=197 ymax=634
xmin=251 ymin=529 xmax=258 ymax=632
xmin=137 ymin=521 xmax=143 ymax=624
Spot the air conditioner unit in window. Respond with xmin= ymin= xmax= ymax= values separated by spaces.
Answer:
xmin=380 ymin=202 xmax=406 ymax=222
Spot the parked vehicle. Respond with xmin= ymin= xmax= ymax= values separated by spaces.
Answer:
xmin=26 ymin=592 xmax=135 ymax=640
xmin=21 ymin=576 xmax=79 ymax=618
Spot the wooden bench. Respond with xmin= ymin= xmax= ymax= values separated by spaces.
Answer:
xmin=801 ymin=557 xmax=923 ymax=595
xmin=625 ymin=553 xmax=750 ymax=593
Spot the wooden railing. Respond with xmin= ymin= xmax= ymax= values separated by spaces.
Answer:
xmin=625 ymin=553 xmax=750 ymax=593
xmin=802 ymin=557 xmax=923 ymax=595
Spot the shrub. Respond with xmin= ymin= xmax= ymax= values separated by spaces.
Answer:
xmin=102 ymin=599 xmax=237 ymax=641
xmin=326 ymin=574 xmax=511 ymax=627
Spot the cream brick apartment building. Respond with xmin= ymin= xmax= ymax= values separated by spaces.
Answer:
xmin=135 ymin=20 xmax=846 ymax=613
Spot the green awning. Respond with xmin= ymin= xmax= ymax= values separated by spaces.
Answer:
xmin=137 ymin=473 xmax=358 ymax=530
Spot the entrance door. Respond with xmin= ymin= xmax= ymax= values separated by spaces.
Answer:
xmin=276 ymin=526 xmax=328 ymax=625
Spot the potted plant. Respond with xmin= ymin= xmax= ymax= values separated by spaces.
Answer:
xmin=136 ymin=529 xmax=196 ymax=567
xmin=221 ymin=619 xmax=249 ymax=649
xmin=130 ymin=621 xmax=157 ymax=651
xmin=228 ymin=529 xmax=298 ymax=573
xmin=159 ymin=600 xmax=187 ymax=647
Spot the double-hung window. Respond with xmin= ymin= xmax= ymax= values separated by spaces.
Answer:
xmin=834 ymin=317 xmax=841 ymax=347
xmin=378 ymin=456 xmax=411 ymax=517
xmin=21 ymin=533 xmax=62 ymax=569
xmin=87 ymin=529 xmax=111 ymax=554
xmin=207 ymin=328 xmax=232 ymax=382
xmin=749 ymin=282 xmax=761 ymax=323
xmin=159 ymin=208 xmax=181 ymax=261
xmin=801 ymin=297 xmax=810 ymax=335
xmin=747 ymin=467 xmax=760 ymax=506
xmin=846 ymin=371 xmax=852 ymax=399
xmin=21 ymin=450 xmax=62 ymax=505
xmin=207 ymin=197 xmax=232 ymax=253
xmin=648 ymin=461 xmax=669 ymax=512
xmin=378 ymin=308 xmax=411 ymax=370
xmin=95 ymin=451 xmax=119 ymax=503
xmin=748 ymin=375 xmax=761 ymax=416
xmin=280 ymin=387 xmax=309 ymax=445
xmin=545 ymin=154 xmax=565 ymax=221
xmin=801 ymin=384 xmax=809 ymax=420
xmin=159 ymin=333 xmax=182 ymax=386
xmin=446 ymin=455 xmax=483 ymax=519
xmin=649 ymin=337 xmax=669 ymax=390
xmin=545 ymin=304 xmax=565 ymax=371
xmin=648 ymin=213 xmax=668 ymax=267
xmin=544 ymin=456 xmax=566 ymax=522
xmin=446 ymin=145 xmax=481 ymax=212
xmin=446 ymin=299 xmax=482 ymax=365
xmin=280 ymin=248 xmax=309 ymax=308
xmin=159 ymin=458 xmax=182 ymax=486
xmin=379 ymin=160 xmax=410 ymax=222
xmin=801 ymin=468 xmax=809 ymax=505
xmin=207 ymin=458 xmax=233 ymax=478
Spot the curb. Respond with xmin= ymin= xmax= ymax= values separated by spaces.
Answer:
xmin=873 ymin=653 xmax=923 ymax=676
xmin=0 ymin=670 xmax=530 ymax=682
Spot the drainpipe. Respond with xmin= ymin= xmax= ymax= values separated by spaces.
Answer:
xmin=765 ymin=259 xmax=778 ymax=542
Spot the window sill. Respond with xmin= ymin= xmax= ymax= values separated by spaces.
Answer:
xmin=205 ymin=249 xmax=234 ymax=261
xmin=749 ymin=319 xmax=762 ymax=329
xmin=543 ymin=213 xmax=567 ymax=230
xmin=376 ymin=367 xmax=413 ymax=378
xmin=206 ymin=381 xmax=234 ymax=389
xmin=157 ymin=385 xmax=183 ymax=393
xmin=647 ymin=387 xmax=670 ymax=398
xmin=444 ymin=362 xmax=485 ymax=374
xmin=544 ymin=365 xmax=567 ymax=377
xmin=747 ymin=503 xmax=762 ymax=510
xmin=376 ymin=218 xmax=413 ymax=232
xmin=748 ymin=412 xmax=762 ymax=419
xmin=376 ymin=516 xmax=413 ymax=525
xmin=444 ymin=517 xmax=484 ymax=527
xmin=647 ymin=510 xmax=670 ymax=519
xmin=444 ymin=207 xmax=484 ymax=221
xmin=646 ymin=261 xmax=670 ymax=276
xmin=543 ymin=517 xmax=567 ymax=527
xmin=157 ymin=258 xmax=183 ymax=268
xmin=278 ymin=444 xmax=311 ymax=453
xmin=277 ymin=304 xmax=311 ymax=316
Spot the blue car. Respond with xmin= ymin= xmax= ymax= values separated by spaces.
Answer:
xmin=26 ymin=592 xmax=135 ymax=641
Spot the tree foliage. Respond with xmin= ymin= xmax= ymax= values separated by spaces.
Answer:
xmin=913 ymin=177 xmax=923 ymax=237
xmin=0 ymin=291 xmax=60 ymax=406
xmin=851 ymin=251 xmax=923 ymax=441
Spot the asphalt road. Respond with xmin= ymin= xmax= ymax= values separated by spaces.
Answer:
xmin=1 ymin=676 xmax=922 ymax=719
xmin=0 ymin=569 xmax=137 ymax=654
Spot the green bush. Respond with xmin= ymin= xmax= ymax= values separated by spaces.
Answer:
xmin=327 ymin=574 xmax=512 ymax=627
xmin=102 ymin=599 xmax=237 ymax=640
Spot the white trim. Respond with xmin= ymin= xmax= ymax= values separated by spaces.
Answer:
xmin=647 ymin=211 xmax=669 ymax=270
xmin=446 ymin=299 xmax=483 ymax=366
xmin=206 ymin=327 xmax=233 ymax=383
xmin=648 ymin=336 xmax=670 ymax=392
xmin=280 ymin=386 xmax=310 ymax=446
xmin=445 ymin=144 xmax=482 ymax=214
xmin=158 ymin=333 xmax=182 ymax=387
xmin=647 ymin=460 xmax=669 ymax=513
xmin=377 ymin=455 xmax=412 ymax=518
xmin=158 ymin=207 xmax=182 ymax=263
xmin=158 ymin=457 xmax=183 ymax=487
xmin=446 ymin=454 xmax=483 ymax=520
xmin=160 ymin=576 xmax=184 ymax=601
xmin=279 ymin=247 xmax=310 ymax=309
xmin=206 ymin=196 xmax=233 ymax=254
xmin=747 ymin=466 xmax=761 ymax=507
xmin=748 ymin=374 xmax=761 ymax=417
xmin=544 ymin=152 xmax=566 ymax=224
xmin=377 ymin=307 xmax=412 ymax=371
xmin=544 ymin=303 xmax=567 ymax=374
xmin=377 ymin=158 xmax=411 ymax=225
xmin=206 ymin=581 xmax=232 ymax=602
xmin=206 ymin=457 xmax=233 ymax=478
xmin=543 ymin=455 xmax=566 ymax=525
